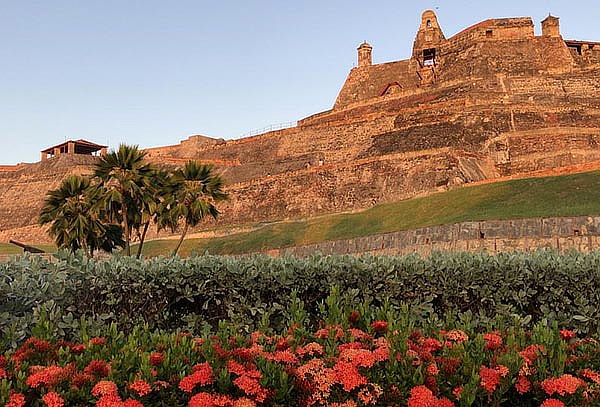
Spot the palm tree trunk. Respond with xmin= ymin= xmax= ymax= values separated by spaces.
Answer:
xmin=172 ymin=222 xmax=189 ymax=256
xmin=136 ymin=221 xmax=150 ymax=259
xmin=122 ymin=198 xmax=131 ymax=256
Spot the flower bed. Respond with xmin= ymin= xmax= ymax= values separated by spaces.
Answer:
xmin=1 ymin=319 xmax=599 ymax=407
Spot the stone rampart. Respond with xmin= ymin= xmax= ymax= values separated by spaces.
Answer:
xmin=268 ymin=216 xmax=600 ymax=257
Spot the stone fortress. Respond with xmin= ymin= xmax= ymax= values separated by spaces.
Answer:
xmin=2 ymin=10 xmax=600 ymax=246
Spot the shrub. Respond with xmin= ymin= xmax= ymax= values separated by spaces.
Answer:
xmin=1 ymin=250 xmax=600 ymax=347
xmin=0 ymin=308 xmax=598 ymax=407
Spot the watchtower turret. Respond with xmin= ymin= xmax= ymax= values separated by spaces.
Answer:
xmin=542 ymin=14 xmax=561 ymax=37
xmin=412 ymin=10 xmax=446 ymax=64
xmin=357 ymin=41 xmax=373 ymax=67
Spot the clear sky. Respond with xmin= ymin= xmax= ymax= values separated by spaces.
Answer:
xmin=0 ymin=0 xmax=597 ymax=164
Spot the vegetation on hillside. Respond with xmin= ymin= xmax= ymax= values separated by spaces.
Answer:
xmin=138 ymin=170 xmax=600 ymax=256
xmin=37 ymin=144 xmax=227 ymax=257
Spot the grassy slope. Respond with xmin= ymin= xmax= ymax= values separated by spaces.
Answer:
xmin=0 ymin=243 xmax=56 ymax=255
xmin=138 ymin=170 xmax=600 ymax=257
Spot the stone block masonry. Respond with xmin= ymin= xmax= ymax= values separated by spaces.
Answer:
xmin=268 ymin=216 xmax=600 ymax=258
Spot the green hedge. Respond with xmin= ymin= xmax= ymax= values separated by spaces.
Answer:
xmin=1 ymin=250 xmax=600 ymax=346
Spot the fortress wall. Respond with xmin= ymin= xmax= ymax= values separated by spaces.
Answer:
xmin=212 ymin=149 xmax=491 ymax=227
xmin=499 ymin=128 xmax=600 ymax=175
xmin=268 ymin=216 xmax=600 ymax=257
xmin=334 ymin=60 xmax=418 ymax=108
xmin=0 ymin=155 xmax=97 ymax=240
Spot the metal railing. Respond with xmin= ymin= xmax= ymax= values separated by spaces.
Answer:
xmin=240 ymin=121 xmax=297 ymax=138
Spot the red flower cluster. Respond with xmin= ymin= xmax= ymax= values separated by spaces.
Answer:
xmin=541 ymin=374 xmax=583 ymax=396
xmin=179 ymin=363 xmax=214 ymax=392
xmin=149 ymin=352 xmax=164 ymax=366
xmin=540 ymin=399 xmax=566 ymax=407
xmin=407 ymin=385 xmax=454 ymax=407
xmin=479 ymin=365 xmax=509 ymax=393
xmin=444 ymin=330 xmax=469 ymax=343
xmin=581 ymin=368 xmax=600 ymax=385
xmin=41 ymin=392 xmax=64 ymax=407
xmin=2 ymin=323 xmax=599 ymax=407
xmin=483 ymin=332 xmax=503 ymax=351
xmin=26 ymin=365 xmax=65 ymax=388
xmin=5 ymin=393 xmax=26 ymax=407
xmin=560 ymin=329 xmax=576 ymax=341
xmin=188 ymin=392 xmax=257 ymax=407
xmin=371 ymin=321 xmax=388 ymax=333
xmin=91 ymin=379 xmax=144 ymax=407
xmin=129 ymin=379 xmax=151 ymax=397
xmin=515 ymin=375 xmax=531 ymax=394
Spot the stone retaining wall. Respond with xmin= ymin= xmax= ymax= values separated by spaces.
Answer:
xmin=270 ymin=216 xmax=600 ymax=257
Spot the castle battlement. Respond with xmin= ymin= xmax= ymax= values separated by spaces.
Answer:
xmin=334 ymin=11 xmax=600 ymax=109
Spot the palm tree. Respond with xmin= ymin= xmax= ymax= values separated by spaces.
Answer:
xmin=162 ymin=161 xmax=228 ymax=256
xmin=39 ymin=175 xmax=124 ymax=256
xmin=135 ymin=168 xmax=173 ymax=259
xmin=94 ymin=144 xmax=153 ymax=256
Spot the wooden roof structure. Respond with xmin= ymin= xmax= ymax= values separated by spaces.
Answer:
xmin=41 ymin=139 xmax=107 ymax=155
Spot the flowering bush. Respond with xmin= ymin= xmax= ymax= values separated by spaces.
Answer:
xmin=1 ymin=312 xmax=599 ymax=406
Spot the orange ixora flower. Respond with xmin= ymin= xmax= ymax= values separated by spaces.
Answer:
xmin=329 ymin=402 xmax=357 ymax=407
xmin=96 ymin=393 xmax=124 ymax=407
xmin=357 ymin=383 xmax=383 ymax=405
xmin=188 ymin=392 xmax=232 ymax=407
xmin=407 ymin=385 xmax=436 ymax=407
xmin=580 ymin=369 xmax=600 ymax=385
xmin=479 ymin=365 xmax=508 ymax=393
xmin=541 ymin=374 xmax=583 ymax=396
xmin=483 ymin=333 xmax=503 ymax=351
xmin=42 ymin=392 xmax=65 ymax=407
xmin=540 ymin=399 xmax=566 ymax=407
xmin=129 ymin=379 xmax=152 ymax=397
xmin=445 ymin=330 xmax=469 ymax=343
xmin=179 ymin=363 xmax=214 ymax=392
xmin=88 ymin=337 xmax=107 ymax=346
xmin=333 ymin=361 xmax=368 ymax=392
xmin=149 ymin=352 xmax=164 ymax=366
xmin=371 ymin=321 xmax=388 ymax=333
xmin=233 ymin=375 xmax=269 ymax=402
xmin=92 ymin=380 xmax=119 ymax=397
xmin=515 ymin=375 xmax=532 ymax=394
xmin=5 ymin=393 xmax=26 ymax=407
xmin=560 ymin=329 xmax=576 ymax=341
xmin=232 ymin=398 xmax=257 ymax=407
xmin=26 ymin=365 xmax=65 ymax=388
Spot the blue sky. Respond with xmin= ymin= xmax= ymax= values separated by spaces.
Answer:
xmin=0 ymin=0 xmax=597 ymax=164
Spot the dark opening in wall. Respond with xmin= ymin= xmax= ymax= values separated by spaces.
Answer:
xmin=479 ymin=231 xmax=486 ymax=239
xmin=486 ymin=30 xmax=493 ymax=38
xmin=423 ymin=48 xmax=436 ymax=66
xmin=568 ymin=44 xmax=582 ymax=55
xmin=574 ymin=229 xmax=581 ymax=236
xmin=426 ymin=19 xmax=432 ymax=27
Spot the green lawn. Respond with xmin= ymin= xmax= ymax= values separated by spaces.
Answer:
xmin=137 ymin=170 xmax=600 ymax=257
xmin=0 ymin=243 xmax=56 ymax=255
